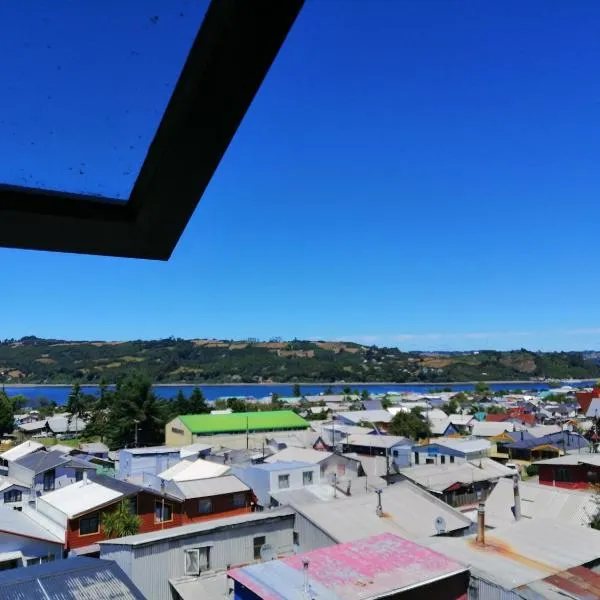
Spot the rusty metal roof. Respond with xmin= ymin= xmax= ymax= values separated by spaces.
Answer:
xmin=228 ymin=532 xmax=468 ymax=600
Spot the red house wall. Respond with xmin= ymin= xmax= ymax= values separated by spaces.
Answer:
xmin=538 ymin=464 xmax=592 ymax=490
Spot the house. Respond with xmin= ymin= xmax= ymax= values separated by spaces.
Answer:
xmin=342 ymin=434 xmax=413 ymax=468
xmin=413 ymin=438 xmax=491 ymax=465
xmin=504 ymin=430 xmax=589 ymax=461
xmin=290 ymin=480 xmax=473 ymax=547
xmin=228 ymin=533 xmax=470 ymax=600
xmin=166 ymin=411 xmax=310 ymax=446
xmin=446 ymin=413 xmax=475 ymax=433
xmin=535 ymin=453 xmax=600 ymax=489
xmin=428 ymin=418 xmax=458 ymax=437
xmin=264 ymin=447 xmax=361 ymax=482
xmin=9 ymin=452 xmax=96 ymax=496
xmin=0 ymin=556 xmax=144 ymax=599
xmin=119 ymin=446 xmax=181 ymax=479
xmin=470 ymin=421 xmax=515 ymax=439
xmin=426 ymin=517 xmax=600 ymax=598
xmin=334 ymin=410 xmax=392 ymax=427
xmin=100 ymin=509 xmax=300 ymax=600
xmin=76 ymin=442 xmax=109 ymax=459
xmin=361 ymin=398 xmax=383 ymax=411
xmin=232 ymin=461 xmax=321 ymax=508
xmin=18 ymin=416 xmax=88 ymax=438
xmin=484 ymin=477 xmax=596 ymax=528
xmin=485 ymin=412 xmax=536 ymax=427
xmin=399 ymin=459 xmax=515 ymax=507
xmin=576 ymin=387 xmax=600 ymax=415
xmin=0 ymin=440 xmax=44 ymax=465
xmin=158 ymin=457 xmax=230 ymax=481
xmin=179 ymin=442 xmax=212 ymax=460
xmin=0 ymin=508 xmax=63 ymax=570
xmin=0 ymin=476 xmax=32 ymax=509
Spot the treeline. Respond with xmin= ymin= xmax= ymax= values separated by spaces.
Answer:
xmin=0 ymin=337 xmax=599 ymax=384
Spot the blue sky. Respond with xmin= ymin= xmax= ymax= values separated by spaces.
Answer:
xmin=1 ymin=0 xmax=600 ymax=351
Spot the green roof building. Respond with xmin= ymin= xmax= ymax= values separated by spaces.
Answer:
xmin=166 ymin=411 xmax=309 ymax=445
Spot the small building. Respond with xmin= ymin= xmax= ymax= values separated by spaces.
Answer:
xmin=76 ymin=442 xmax=109 ymax=459
xmin=342 ymin=434 xmax=412 ymax=468
xmin=158 ymin=457 xmax=230 ymax=481
xmin=483 ymin=477 xmax=596 ymax=528
xmin=0 ymin=476 xmax=32 ymax=509
xmin=426 ymin=518 xmax=600 ymax=599
xmin=470 ymin=421 xmax=515 ymax=439
xmin=232 ymin=461 xmax=320 ymax=508
xmin=504 ymin=430 xmax=589 ymax=461
xmin=228 ymin=532 xmax=470 ymax=600
xmin=0 ymin=508 xmax=63 ymax=570
xmin=119 ymin=446 xmax=181 ymax=479
xmin=264 ymin=447 xmax=361 ymax=482
xmin=0 ymin=556 xmax=144 ymax=599
xmin=9 ymin=452 xmax=96 ymax=496
xmin=413 ymin=438 xmax=491 ymax=466
xmin=428 ymin=418 xmax=458 ymax=437
xmin=535 ymin=453 xmax=600 ymax=490
xmin=0 ymin=440 xmax=45 ymax=465
xmin=100 ymin=509 xmax=299 ymax=600
xmin=166 ymin=411 xmax=310 ymax=446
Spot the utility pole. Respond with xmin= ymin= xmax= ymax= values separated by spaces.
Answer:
xmin=134 ymin=420 xmax=139 ymax=448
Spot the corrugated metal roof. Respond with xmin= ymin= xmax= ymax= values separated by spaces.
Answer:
xmin=15 ymin=451 xmax=70 ymax=473
xmin=99 ymin=507 xmax=295 ymax=547
xmin=228 ymin=532 xmax=468 ymax=600
xmin=121 ymin=445 xmax=180 ymax=455
xmin=264 ymin=447 xmax=333 ymax=465
xmin=159 ymin=457 xmax=230 ymax=481
xmin=336 ymin=410 xmax=392 ymax=425
xmin=484 ymin=478 xmax=596 ymax=528
xmin=47 ymin=444 xmax=76 ymax=455
xmin=425 ymin=519 xmax=600 ymax=590
xmin=0 ymin=509 xmax=63 ymax=543
xmin=345 ymin=434 xmax=410 ymax=449
xmin=170 ymin=573 xmax=231 ymax=600
xmin=39 ymin=479 xmax=125 ymax=518
xmin=291 ymin=480 xmax=471 ymax=542
xmin=78 ymin=442 xmax=109 ymax=454
xmin=179 ymin=443 xmax=212 ymax=459
xmin=0 ymin=476 xmax=25 ymax=493
xmin=174 ymin=475 xmax=249 ymax=499
xmin=250 ymin=461 xmax=316 ymax=472
xmin=431 ymin=438 xmax=491 ymax=454
xmin=0 ymin=441 xmax=44 ymax=462
xmin=471 ymin=421 xmax=515 ymax=437
xmin=0 ymin=556 xmax=144 ymax=599
xmin=428 ymin=418 xmax=453 ymax=435
xmin=179 ymin=411 xmax=309 ymax=434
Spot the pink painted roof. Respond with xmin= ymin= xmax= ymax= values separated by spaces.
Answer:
xmin=228 ymin=533 xmax=468 ymax=600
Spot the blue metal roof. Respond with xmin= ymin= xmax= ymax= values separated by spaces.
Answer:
xmin=0 ymin=557 xmax=144 ymax=599
xmin=15 ymin=450 xmax=69 ymax=473
xmin=506 ymin=431 xmax=589 ymax=451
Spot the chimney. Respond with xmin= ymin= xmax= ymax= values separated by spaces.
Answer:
xmin=512 ymin=474 xmax=521 ymax=521
xmin=476 ymin=502 xmax=485 ymax=545
xmin=302 ymin=560 xmax=310 ymax=596
xmin=375 ymin=488 xmax=383 ymax=517
xmin=82 ymin=470 xmax=88 ymax=485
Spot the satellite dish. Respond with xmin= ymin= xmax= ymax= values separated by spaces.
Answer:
xmin=260 ymin=543 xmax=276 ymax=562
xmin=434 ymin=516 xmax=447 ymax=534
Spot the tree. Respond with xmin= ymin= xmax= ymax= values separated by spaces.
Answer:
xmin=444 ymin=397 xmax=460 ymax=416
xmin=188 ymin=388 xmax=210 ymax=414
xmin=486 ymin=405 xmax=507 ymax=415
xmin=389 ymin=407 xmax=431 ymax=440
xmin=0 ymin=392 xmax=14 ymax=435
xmin=381 ymin=395 xmax=392 ymax=409
xmin=360 ymin=389 xmax=370 ymax=402
xmin=66 ymin=383 xmax=88 ymax=435
xmin=292 ymin=384 xmax=302 ymax=398
xmin=107 ymin=374 xmax=167 ymax=449
xmin=324 ymin=386 xmax=334 ymax=395
xmin=101 ymin=501 xmax=141 ymax=538
xmin=474 ymin=381 xmax=491 ymax=395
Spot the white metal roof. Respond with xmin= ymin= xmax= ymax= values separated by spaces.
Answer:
xmin=429 ymin=419 xmax=452 ymax=435
xmin=292 ymin=480 xmax=472 ymax=542
xmin=39 ymin=479 xmax=125 ymax=518
xmin=484 ymin=478 xmax=596 ymax=528
xmin=0 ymin=508 xmax=63 ymax=544
xmin=122 ymin=446 xmax=180 ymax=455
xmin=175 ymin=475 xmax=249 ymax=499
xmin=336 ymin=410 xmax=392 ymax=424
xmin=430 ymin=438 xmax=491 ymax=454
xmin=471 ymin=421 xmax=515 ymax=437
xmin=0 ymin=440 xmax=44 ymax=461
xmin=264 ymin=447 xmax=333 ymax=465
xmin=399 ymin=462 xmax=505 ymax=493
xmin=525 ymin=424 xmax=562 ymax=438
xmin=345 ymin=434 xmax=410 ymax=449
xmin=425 ymin=519 xmax=600 ymax=589
xmin=448 ymin=414 xmax=475 ymax=426
xmin=0 ymin=476 xmax=25 ymax=493
xmin=159 ymin=458 xmax=230 ymax=481
xmin=426 ymin=409 xmax=449 ymax=421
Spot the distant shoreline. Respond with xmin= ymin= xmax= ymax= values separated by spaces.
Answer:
xmin=2 ymin=379 xmax=594 ymax=388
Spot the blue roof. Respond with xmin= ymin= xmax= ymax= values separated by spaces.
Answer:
xmin=0 ymin=557 xmax=144 ymax=599
xmin=362 ymin=399 xmax=383 ymax=411
xmin=251 ymin=461 xmax=315 ymax=471
xmin=505 ymin=431 xmax=588 ymax=451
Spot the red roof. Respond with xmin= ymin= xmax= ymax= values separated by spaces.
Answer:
xmin=485 ymin=413 xmax=536 ymax=425
xmin=486 ymin=414 xmax=510 ymax=422
xmin=576 ymin=389 xmax=600 ymax=414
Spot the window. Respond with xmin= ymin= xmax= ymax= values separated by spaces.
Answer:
xmin=337 ymin=464 xmax=346 ymax=476
xmin=75 ymin=470 xmax=84 ymax=482
xmin=293 ymin=531 xmax=299 ymax=547
xmin=254 ymin=536 xmax=266 ymax=559
xmin=441 ymin=455 xmax=446 ymax=464
xmin=302 ymin=471 xmax=313 ymax=486
xmin=41 ymin=555 xmax=55 ymax=564
xmin=414 ymin=452 xmax=420 ymax=465
xmin=199 ymin=499 xmax=212 ymax=514
xmin=232 ymin=493 xmax=246 ymax=508
xmin=278 ymin=474 xmax=289 ymax=489
xmin=43 ymin=469 xmax=56 ymax=492
xmin=155 ymin=501 xmax=173 ymax=523
xmin=184 ymin=547 xmax=211 ymax=575
xmin=172 ymin=427 xmax=185 ymax=435
xmin=393 ymin=450 xmax=398 ymax=457
xmin=556 ymin=468 xmax=572 ymax=483
xmin=79 ymin=513 xmax=99 ymax=536
xmin=4 ymin=490 xmax=22 ymax=504
xmin=450 ymin=455 xmax=455 ymax=464
xmin=426 ymin=458 xmax=434 ymax=465
xmin=128 ymin=496 xmax=137 ymax=515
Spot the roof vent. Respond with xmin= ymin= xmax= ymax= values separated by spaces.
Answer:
xmin=375 ymin=488 xmax=383 ymax=517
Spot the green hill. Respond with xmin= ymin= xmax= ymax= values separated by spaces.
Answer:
xmin=0 ymin=336 xmax=598 ymax=384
